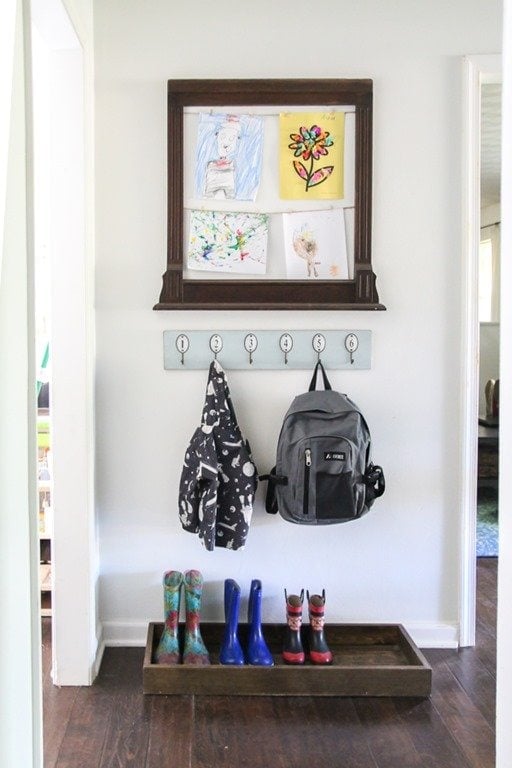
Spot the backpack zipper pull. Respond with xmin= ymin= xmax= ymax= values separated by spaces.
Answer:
xmin=305 ymin=448 xmax=312 ymax=467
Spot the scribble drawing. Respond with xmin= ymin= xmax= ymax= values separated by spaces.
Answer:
xmin=187 ymin=210 xmax=268 ymax=275
xmin=292 ymin=227 xmax=320 ymax=278
xmin=195 ymin=113 xmax=264 ymax=202
xmin=288 ymin=124 xmax=334 ymax=192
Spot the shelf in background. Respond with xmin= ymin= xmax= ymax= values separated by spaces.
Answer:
xmin=39 ymin=563 xmax=52 ymax=617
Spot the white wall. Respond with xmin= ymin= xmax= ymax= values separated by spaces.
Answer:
xmin=60 ymin=0 xmax=99 ymax=681
xmin=31 ymin=0 xmax=97 ymax=687
xmin=0 ymin=2 xmax=18 ymax=278
xmin=94 ymin=0 xmax=501 ymax=648
xmin=0 ymin=2 xmax=42 ymax=765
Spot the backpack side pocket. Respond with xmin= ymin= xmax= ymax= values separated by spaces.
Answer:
xmin=259 ymin=467 xmax=288 ymax=515
xmin=363 ymin=464 xmax=385 ymax=508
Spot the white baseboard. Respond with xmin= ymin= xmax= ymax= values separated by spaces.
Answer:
xmin=102 ymin=620 xmax=150 ymax=647
xmin=101 ymin=620 xmax=460 ymax=650
xmin=92 ymin=624 xmax=106 ymax=682
xmin=405 ymin=622 xmax=459 ymax=649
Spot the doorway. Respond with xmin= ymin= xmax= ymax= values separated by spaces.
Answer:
xmin=477 ymin=81 xmax=501 ymax=558
xmin=31 ymin=0 xmax=96 ymax=687
xmin=460 ymin=54 xmax=502 ymax=647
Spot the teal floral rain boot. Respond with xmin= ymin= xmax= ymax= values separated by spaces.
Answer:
xmin=155 ymin=570 xmax=183 ymax=664
xmin=183 ymin=569 xmax=211 ymax=665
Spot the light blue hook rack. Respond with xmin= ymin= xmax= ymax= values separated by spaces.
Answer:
xmin=163 ymin=330 xmax=371 ymax=370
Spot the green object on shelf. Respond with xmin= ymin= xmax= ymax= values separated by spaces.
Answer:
xmin=37 ymin=342 xmax=50 ymax=395
xmin=37 ymin=419 xmax=50 ymax=448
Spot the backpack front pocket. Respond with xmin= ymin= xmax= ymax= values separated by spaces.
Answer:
xmin=295 ymin=437 xmax=358 ymax=521
xmin=316 ymin=470 xmax=356 ymax=520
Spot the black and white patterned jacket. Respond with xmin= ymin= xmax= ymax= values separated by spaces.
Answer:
xmin=178 ymin=361 xmax=257 ymax=551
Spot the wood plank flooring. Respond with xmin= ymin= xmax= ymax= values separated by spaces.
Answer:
xmin=42 ymin=558 xmax=497 ymax=768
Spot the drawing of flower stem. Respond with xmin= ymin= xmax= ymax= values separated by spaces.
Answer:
xmin=288 ymin=124 xmax=335 ymax=191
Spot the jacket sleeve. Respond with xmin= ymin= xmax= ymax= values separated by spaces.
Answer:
xmin=178 ymin=428 xmax=219 ymax=551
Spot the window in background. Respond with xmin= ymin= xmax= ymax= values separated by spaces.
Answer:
xmin=479 ymin=223 xmax=500 ymax=322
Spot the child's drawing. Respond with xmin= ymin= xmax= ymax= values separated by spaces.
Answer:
xmin=283 ymin=210 xmax=348 ymax=280
xmin=195 ymin=113 xmax=264 ymax=202
xmin=187 ymin=210 xmax=268 ymax=275
xmin=292 ymin=228 xmax=320 ymax=278
xmin=279 ymin=112 xmax=345 ymax=200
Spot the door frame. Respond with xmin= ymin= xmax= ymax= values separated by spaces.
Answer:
xmin=30 ymin=0 xmax=98 ymax=685
xmin=460 ymin=53 xmax=501 ymax=647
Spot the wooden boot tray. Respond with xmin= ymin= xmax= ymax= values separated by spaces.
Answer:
xmin=143 ymin=622 xmax=432 ymax=697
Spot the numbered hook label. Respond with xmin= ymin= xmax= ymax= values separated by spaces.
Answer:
xmin=312 ymin=333 xmax=326 ymax=359
xmin=209 ymin=334 xmax=223 ymax=358
xmin=279 ymin=333 xmax=293 ymax=364
xmin=175 ymin=334 xmax=190 ymax=365
xmin=244 ymin=333 xmax=258 ymax=365
xmin=345 ymin=333 xmax=359 ymax=364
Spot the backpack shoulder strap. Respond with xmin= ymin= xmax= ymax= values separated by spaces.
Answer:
xmin=308 ymin=361 xmax=332 ymax=391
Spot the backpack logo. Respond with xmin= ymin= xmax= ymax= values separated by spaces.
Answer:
xmin=324 ymin=452 xmax=345 ymax=461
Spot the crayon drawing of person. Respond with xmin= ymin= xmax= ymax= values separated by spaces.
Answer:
xmin=195 ymin=113 xmax=263 ymax=202
xmin=204 ymin=116 xmax=241 ymax=200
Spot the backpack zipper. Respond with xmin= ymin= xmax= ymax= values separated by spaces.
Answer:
xmin=303 ymin=448 xmax=311 ymax=515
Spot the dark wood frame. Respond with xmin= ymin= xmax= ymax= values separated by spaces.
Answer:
xmin=154 ymin=79 xmax=385 ymax=311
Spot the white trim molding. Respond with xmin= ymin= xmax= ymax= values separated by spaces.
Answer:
xmin=459 ymin=54 xmax=501 ymax=648
xmin=497 ymin=1 xmax=512 ymax=763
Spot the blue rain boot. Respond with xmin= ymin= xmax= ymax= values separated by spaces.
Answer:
xmin=247 ymin=579 xmax=274 ymax=666
xmin=219 ymin=579 xmax=245 ymax=665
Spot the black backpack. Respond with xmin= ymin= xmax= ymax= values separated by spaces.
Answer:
xmin=261 ymin=362 xmax=385 ymax=524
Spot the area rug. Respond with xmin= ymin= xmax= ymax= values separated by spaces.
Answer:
xmin=476 ymin=486 xmax=499 ymax=557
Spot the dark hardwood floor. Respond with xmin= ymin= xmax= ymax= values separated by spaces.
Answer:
xmin=42 ymin=558 xmax=497 ymax=768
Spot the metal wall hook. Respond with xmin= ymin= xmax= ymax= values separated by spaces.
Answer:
xmin=312 ymin=333 xmax=326 ymax=362
xmin=244 ymin=333 xmax=258 ymax=365
xmin=279 ymin=333 xmax=293 ymax=365
xmin=209 ymin=334 xmax=223 ymax=360
xmin=344 ymin=333 xmax=359 ymax=365
xmin=175 ymin=334 xmax=190 ymax=365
